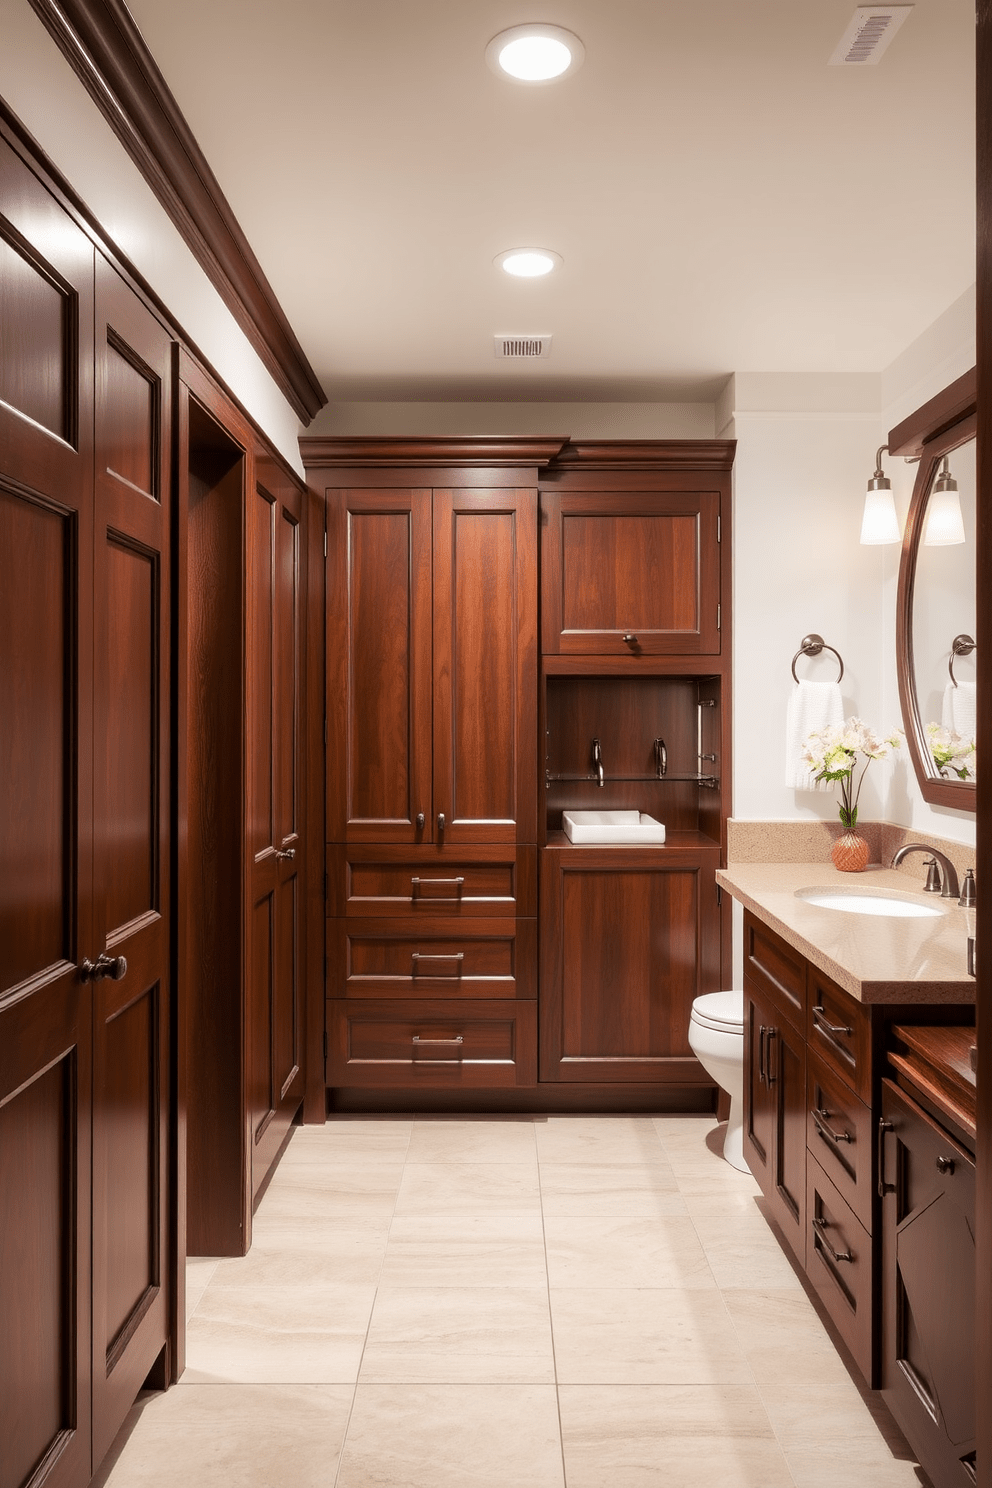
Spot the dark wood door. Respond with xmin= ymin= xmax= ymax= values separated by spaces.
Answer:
xmin=248 ymin=460 xmax=306 ymax=1203
xmin=744 ymin=985 xmax=776 ymax=1189
xmin=0 ymin=135 xmax=95 ymax=1488
xmin=327 ymin=488 xmax=432 ymax=843
xmin=89 ymin=256 xmax=172 ymax=1463
xmin=767 ymin=1005 xmax=808 ymax=1263
xmin=541 ymin=490 xmax=722 ymax=655
xmin=539 ymin=847 xmax=722 ymax=1083
xmin=432 ymin=489 xmax=537 ymax=845
xmin=881 ymin=1079 xmax=976 ymax=1485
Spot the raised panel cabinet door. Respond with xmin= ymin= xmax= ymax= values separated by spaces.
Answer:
xmin=541 ymin=490 xmax=721 ymax=655
xmin=881 ymin=1080 xmax=976 ymax=1482
xmin=327 ymin=488 xmax=433 ymax=842
xmin=90 ymin=257 xmax=172 ymax=1464
xmin=247 ymin=463 xmax=305 ymax=1204
xmin=0 ymin=135 xmax=95 ymax=1488
xmin=768 ymin=1009 xmax=807 ymax=1264
xmin=744 ymin=985 xmax=776 ymax=1193
xmin=432 ymin=489 xmax=537 ymax=845
xmin=539 ymin=849 xmax=722 ymax=1083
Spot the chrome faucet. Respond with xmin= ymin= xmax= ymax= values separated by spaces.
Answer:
xmin=891 ymin=843 xmax=964 ymax=902
xmin=592 ymin=738 xmax=605 ymax=788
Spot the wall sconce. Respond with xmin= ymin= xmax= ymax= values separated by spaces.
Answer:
xmin=923 ymin=457 xmax=966 ymax=546
xmin=859 ymin=445 xmax=901 ymax=544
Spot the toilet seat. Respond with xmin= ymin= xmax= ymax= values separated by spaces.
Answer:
xmin=690 ymin=989 xmax=744 ymax=1033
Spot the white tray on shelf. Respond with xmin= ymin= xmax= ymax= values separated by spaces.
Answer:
xmin=562 ymin=810 xmax=666 ymax=844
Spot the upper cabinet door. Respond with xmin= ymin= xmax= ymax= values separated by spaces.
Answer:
xmin=432 ymin=489 xmax=537 ymax=845
xmin=327 ymin=488 xmax=433 ymax=842
xmin=541 ymin=490 xmax=722 ymax=655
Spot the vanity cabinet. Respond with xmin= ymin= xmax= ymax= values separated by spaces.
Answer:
xmin=741 ymin=909 xmax=974 ymax=1388
xmin=880 ymin=1027 xmax=977 ymax=1488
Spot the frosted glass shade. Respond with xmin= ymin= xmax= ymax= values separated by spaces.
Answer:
xmin=924 ymin=489 xmax=966 ymax=546
xmin=860 ymin=488 xmax=901 ymax=545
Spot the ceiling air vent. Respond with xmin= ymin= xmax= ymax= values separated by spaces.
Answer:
xmin=828 ymin=5 xmax=912 ymax=66
xmin=494 ymin=334 xmax=552 ymax=359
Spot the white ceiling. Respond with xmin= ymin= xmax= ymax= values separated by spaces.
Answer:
xmin=123 ymin=0 xmax=975 ymax=405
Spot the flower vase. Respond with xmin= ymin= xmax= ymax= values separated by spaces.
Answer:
xmin=831 ymin=830 xmax=870 ymax=873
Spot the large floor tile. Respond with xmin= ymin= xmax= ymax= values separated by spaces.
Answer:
xmin=758 ymin=1381 xmax=916 ymax=1454
xmin=185 ymin=1257 xmax=221 ymax=1320
xmin=544 ymin=1216 xmax=716 ymax=1289
xmin=285 ymin=1118 xmax=413 ymax=1162
xmin=535 ymin=1116 xmax=667 ymax=1166
xmin=394 ymin=1162 xmax=542 ymax=1217
xmin=539 ymin=1162 xmax=682 ymax=1218
xmin=95 ymin=1385 xmax=353 ymax=1488
xmin=687 ymin=1223 xmax=804 ymax=1290
xmin=255 ymin=1165 xmax=404 ymax=1222
xmin=406 ymin=1116 xmax=538 ymax=1165
xmin=183 ymin=1283 xmax=376 ymax=1383
xmin=550 ymin=1287 xmax=751 ymax=1384
xmin=558 ymin=1383 xmax=796 ymax=1488
xmin=337 ymin=1384 xmax=564 ymax=1488
xmin=379 ymin=1215 xmax=548 ymax=1288
xmin=210 ymin=1220 xmax=390 ymax=1287
xmin=723 ymin=1288 xmax=854 ymax=1386
xmin=359 ymin=1286 xmax=555 ymax=1383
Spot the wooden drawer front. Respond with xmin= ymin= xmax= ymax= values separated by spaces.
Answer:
xmin=806 ymin=1155 xmax=874 ymax=1383
xmin=327 ymin=998 xmax=537 ymax=1088
xmin=743 ymin=911 xmax=805 ymax=1031
xmin=329 ymin=918 xmax=536 ymax=999
xmin=329 ymin=845 xmax=537 ymax=917
xmin=807 ymin=1051 xmax=874 ymax=1232
xmin=807 ymin=967 xmax=870 ymax=1102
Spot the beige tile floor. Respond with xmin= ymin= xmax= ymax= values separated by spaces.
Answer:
xmin=95 ymin=1115 xmax=932 ymax=1488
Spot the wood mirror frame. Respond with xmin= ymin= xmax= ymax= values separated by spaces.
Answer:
xmin=893 ymin=367 xmax=977 ymax=812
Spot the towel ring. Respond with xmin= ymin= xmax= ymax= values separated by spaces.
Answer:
xmin=791 ymin=634 xmax=844 ymax=685
xmin=948 ymin=634 xmax=976 ymax=686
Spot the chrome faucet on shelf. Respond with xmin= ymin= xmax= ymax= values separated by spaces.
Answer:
xmin=890 ymin=844 xmax=976 ymax=906
xmin=592 ymin=738 xmax=605 ymax=788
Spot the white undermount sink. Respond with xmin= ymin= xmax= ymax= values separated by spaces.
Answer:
xmin=794 ymin=887 xmax=942 ymax=919
xmin=562 ymin=810 xmax=666 ymax=844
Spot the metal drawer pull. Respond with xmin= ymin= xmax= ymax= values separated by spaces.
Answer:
xmin=412 ymin=1034 xmax=464 ymax=1064
xmin=812 ymin=1108 xmax=853 ymax=1145
xmin=765 ymin=1027 xmax=777 ymax=1084
xmin=412 ymin=952 xmax=464 ymax=976
xmin=416 ymin=812 xmax=426 ymax=830
xmin=812 ymin=1216 xmax=853 ymax=1264
xmin=877 ymin=1119 xmax=895 ymax=1197
xmin=411 ymin=876 xmax=465 ymax=897
xmin=275 ymin=847 xmax=295 ymax=860
xmin=622 ymin=631 xmax=638 ymax=646
xmin=812 ymin=1005 xmax=853 ymax=1038
xmin=758 ymin=1026 xmax=770 ymax=1085
xmin=936 ymin=1155 xmax=956 ymax=1175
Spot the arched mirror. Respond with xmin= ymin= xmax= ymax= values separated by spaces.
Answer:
xmin=894 ymin=369 xmax=977 ymax=811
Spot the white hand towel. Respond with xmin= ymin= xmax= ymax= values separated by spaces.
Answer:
xmin=785 ymin=680 xmax=844 ymax=789
xmin=941 ymin=680 xmax=977 ymax=743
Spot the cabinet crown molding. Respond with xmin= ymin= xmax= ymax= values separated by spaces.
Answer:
xmin=546 ymin=440 xmax=737 ymax=470
xmin=299 ymin=436 xmax=569 ymax=468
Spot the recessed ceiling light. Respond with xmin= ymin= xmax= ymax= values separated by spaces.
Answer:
xmin=485 ymin=24 xmax=585 ymax=84
xmin=495 ymin=247 xmax=562 ymax=277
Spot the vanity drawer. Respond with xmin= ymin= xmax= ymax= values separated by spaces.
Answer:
xmin=328 ymin=845 xmax=537 ymax=917
xmin=806 ymin=1154 xmax=874 ymax=1384
xmin=807 ymin=966 xmax=871 ymax=1102
xmin=743 ymin=910 xmax=806 ymax=1032
xmin=326 ymin=997 xmax=537 ymax=1088
xmin=327 ymin=917 xmax=537 ymax=999
xmin=807 ymin=1051 xmax=874 ymax=1232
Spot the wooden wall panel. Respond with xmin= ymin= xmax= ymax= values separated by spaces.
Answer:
xmin=276 ymin=505 xmax=300 ymax=844
xmin=250 ymin=485 xmax=275 ymax=850
xmin=103 ymin=537 xmax=156 ymax=932
xmin=0 ymin=228 xmax=69 ymax=440
xmin=102 ymin=337 xmax=156 ymax=497
xmin=0 ymin=490 xmax=72 ymax=991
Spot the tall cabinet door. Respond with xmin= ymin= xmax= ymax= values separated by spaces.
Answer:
xmin=432 ymin=489 xmax=537 ymax=846
xmin=327 ymin=489 xmax=433 ymax=843
xmin=0 ymin=138 xmax=95 ymax=1488
xmin=248 ymin=462 xmax=306 ymax=1202
xmin=90 ymin=256 xmax=172 ymax=1463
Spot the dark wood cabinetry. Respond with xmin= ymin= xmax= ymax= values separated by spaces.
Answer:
xmin=880 ymin=1028 xmax=977 ymax=1488
xmin=741 ymin=909 xmax=973 ymax=1388
xmin=305 ymin=440 xmax=555 ymax=1099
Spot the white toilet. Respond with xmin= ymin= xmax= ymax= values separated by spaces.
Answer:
xmin=688 ymin=990 xmax=749 ymax=1173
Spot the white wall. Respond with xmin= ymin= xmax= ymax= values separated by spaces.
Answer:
xmin=0 ymin=0 xmax=306 ymax=474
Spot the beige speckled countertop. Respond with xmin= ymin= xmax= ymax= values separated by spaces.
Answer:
xmin=716 ymin=863 xmax=976 ymax=1005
